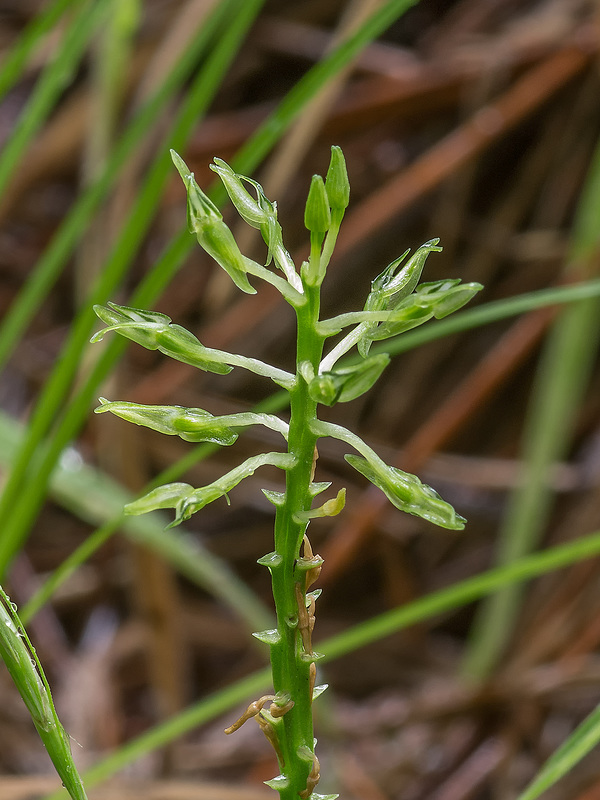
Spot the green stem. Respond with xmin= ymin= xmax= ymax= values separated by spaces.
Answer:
xmin=266 ymin=283 xmax=325 ymax=797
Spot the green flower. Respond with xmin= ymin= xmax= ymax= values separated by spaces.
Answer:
xmin=92 ymin=303 xmax=232 ymax=374
xmin=345 ymin=454 xmax=466 ymax=530
xmin=171 ymin=150 xmax=256 ymax=294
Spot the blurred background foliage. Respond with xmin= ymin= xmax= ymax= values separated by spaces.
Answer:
xmin=1 ymin=0 xmax=600 ymax=798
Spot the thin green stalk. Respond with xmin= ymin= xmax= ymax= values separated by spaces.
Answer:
xmin=0 ymin=0 xmax=109 ymax=200
xmin=266 ymin=286 xmax=326 ymax=797
xmin=41 ymin=526 xmax=600 ymax=800
xmin=0 ymin=0 xmax=79 ymax=101
xmin=0 ymin=0 xmax=229 ymax=370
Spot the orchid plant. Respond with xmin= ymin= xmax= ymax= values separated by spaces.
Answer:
xmin=91 ymin=146 xmax=482 ymax=799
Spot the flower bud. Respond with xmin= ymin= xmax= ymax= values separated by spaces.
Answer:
xmin=304 ymin=174 xmax=331 ymax=235
xmin=324 ymin=145 xmax=350 ymax=213
xmin=307 ymin=354 xmax=389 ymax=406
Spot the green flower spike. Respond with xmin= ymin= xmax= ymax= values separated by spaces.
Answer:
xmin=170 ymin=149 xmax=256 ymax=294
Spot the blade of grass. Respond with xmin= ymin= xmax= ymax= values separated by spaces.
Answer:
xmin=461 ymin=136 xmax=600 ymax=681
xmin=515 ymin=703 xmax=600 ymax=800
xmin=0 ymin=0 xmax=267 ymax=576
xmin=0 ymin=0 xmax=110 ymax=201
xmin=0 ymin=0 xmax=232 ymax=371
xmin=40 ymin=526 xmax=600 ymax=799
xmin=0 ymin=0 xmax=80 ymax=101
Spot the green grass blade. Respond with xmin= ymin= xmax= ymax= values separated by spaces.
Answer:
xmin=0 ymin=0 xmax=266 ymax=576
xmin=40 ymin=527 xmax=600 ymax=799
xmin=515 ymin=703 xmax=600 ymax=800
xmin=0 ymin=0 xmax=80 ymax=101
xmin=0 ymin=0 xmax=229 ymax=371
xmin=0 ymin=0 xmax=109 ymax=201
xmin=461 ymin=137 xmax=600 ymax=681
xmin=0 ymin=586 xmax=88 ymax=799
xmin=233 ymin=0 xmax=419 ymax=172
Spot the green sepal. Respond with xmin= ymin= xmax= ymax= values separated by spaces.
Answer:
xmin=413 ymin=278 xmax=483 ymax=319
xmin=257 ymin=551 xmax=282 ymax=568
xmin=325 ymin=145 xmax=350 ymax=214
xmin=170 ymin=150 xmax=256 ymax=294
xmin=345 ymin=453 xmax=466 ymax=530
xmin=124 ymin=482 xmax=194 ymax=515
xmin=92 ymin=302 xmax=232 ymax=374
xmin=371 ymin=239 xmax=442 ymax=302
xmin=308 ymin=354 xmax=390 ymax=406
xmin=312 ymin=794 xmax=340 ymax=800
xmin=210 ymin=157 xmax=269 ymax=228
xmin=304 ymin=174 xmax=331 ymax=234
xmin=95 ymin=399 xmax=238 ymax=446
xmin=252 ymin=629 xmax=281 ymax=645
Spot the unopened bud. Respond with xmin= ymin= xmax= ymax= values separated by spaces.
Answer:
xmin=325 ymin=145 xmax=350 ymax=213
xmin=304 ymin=174 xmax=331 ymax=234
